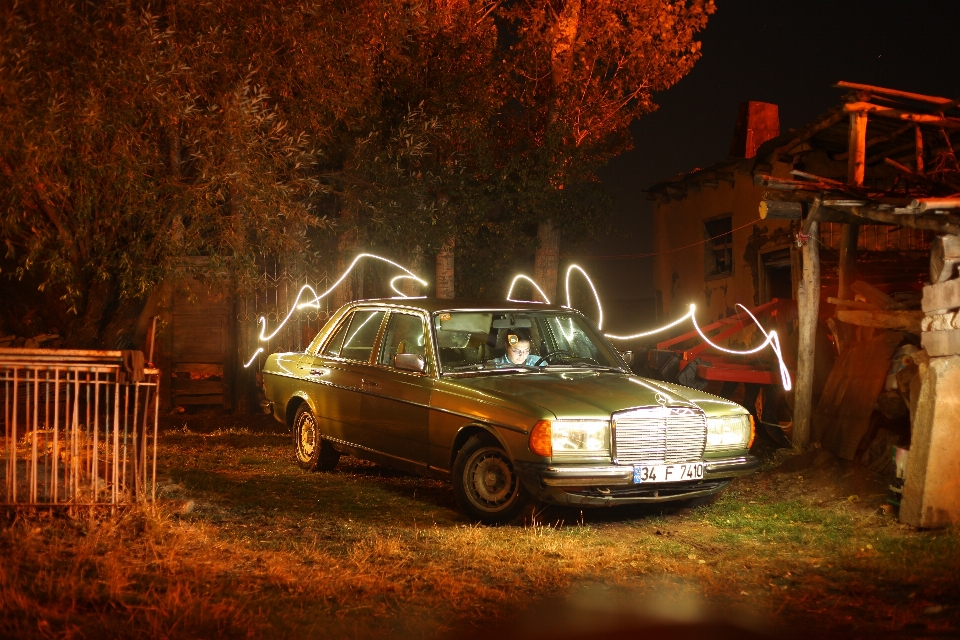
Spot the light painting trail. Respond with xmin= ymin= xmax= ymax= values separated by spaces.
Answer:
xmin=244 ymin=253 xmax=427 ymax=368
xmin=564 ymin=264 xmax=603 ymax=330
xmin=505 ymin=275 xmax=551 ymax=304
xmin=248 ymin=258 xmax=790 ymax=391
xmin=506 ymin=268 xmax=792 ymax=390
xmin=243 ymin=348 xmax=265 ymax=369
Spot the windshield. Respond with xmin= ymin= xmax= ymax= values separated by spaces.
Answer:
xmin=433 ymin=310 xmax=624 ymax=374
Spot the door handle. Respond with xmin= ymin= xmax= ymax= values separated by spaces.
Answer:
xmin=309 ymin=369 xmax=325 ymax=376
xmin=361 ymin=378 xmax=378 ymax=387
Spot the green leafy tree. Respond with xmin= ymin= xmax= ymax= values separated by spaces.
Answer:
xmin=493 ymin=0 xmax=715 ymax=300
xmin=329 ymin=1 xmax=502 ymax=300
xmin=0 ymin=1 xmax=395 ymax=346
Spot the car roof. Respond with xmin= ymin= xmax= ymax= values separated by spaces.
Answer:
xmin=347 ymin=297 xmax=573 ymax=314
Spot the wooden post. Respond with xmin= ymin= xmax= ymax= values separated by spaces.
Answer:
xmin=838 ymin=111 xmax=867 ymax=300
xmin=847 ymin=111 xmax=867 ymax=186
xmin=793 ymin=200 xmax=822 ymax=450
xmin=790 ymin=239 xmax=802 ymax=302
xmin=533 ymin=220 xmax=560 ymax=303
xmin=838 ymin=224 xmax=859 ymax=300
xmin=915 ymin=125 xmax=924 ymax=174
xmin=435 ymin=238 xmax=455 ymax=299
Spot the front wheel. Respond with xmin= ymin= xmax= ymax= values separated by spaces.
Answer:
xmin=452 ymin=436 xmax=530 ymax=524
xmin=293 ymin=404 xmax=340 ymax=472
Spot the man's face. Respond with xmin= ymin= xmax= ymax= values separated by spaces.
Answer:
xmin=506 ymin=340 xmax=531 ymax=364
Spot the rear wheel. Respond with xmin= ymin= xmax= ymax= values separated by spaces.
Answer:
xmin=452 ymin=436 xmax=530 ymax=524
xmin=293 ymin=404 xmax=340 ymax=472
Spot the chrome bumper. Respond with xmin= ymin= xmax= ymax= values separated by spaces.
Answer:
xmin=514 ymin=455 xmax=758 ymax=506
xmin=519 ymin=455 xmax=758 ymax=487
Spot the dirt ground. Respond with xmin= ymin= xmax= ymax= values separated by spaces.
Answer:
xmin=1 ymin=411 xmax=958 ymax=639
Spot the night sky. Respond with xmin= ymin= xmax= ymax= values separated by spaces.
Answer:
xmin=589 ymin=0 xmax=960 ymax=333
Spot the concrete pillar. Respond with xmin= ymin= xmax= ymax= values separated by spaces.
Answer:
xmin=900 ymin=355 xmax=960 ymax=528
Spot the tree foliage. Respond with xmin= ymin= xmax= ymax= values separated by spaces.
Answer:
xmin=0 ymin=0 xmax=712 ymax=346
xmin=493 ymin=0 xmax=715 ymax=230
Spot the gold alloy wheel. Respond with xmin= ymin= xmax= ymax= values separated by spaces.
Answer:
xmin=464 ymin=448 xmax=519 ymax=511
xmin=296 ymin=412 xmax=318 ymax=463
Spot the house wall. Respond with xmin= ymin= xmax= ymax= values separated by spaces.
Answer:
xmin=652 ymin=161 xmax=794 ymax=325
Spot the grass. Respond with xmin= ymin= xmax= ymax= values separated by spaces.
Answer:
xmin=1 ymin=422 xmax=958 ymax=639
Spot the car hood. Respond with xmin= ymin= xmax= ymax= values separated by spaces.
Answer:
xmin=447 ymin=370 xmax=747 ymax=419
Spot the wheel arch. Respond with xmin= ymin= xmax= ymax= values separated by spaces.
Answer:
xmin=285 ymin=392 xmax=312 ymax=428
xmin=449 ymin=423 xmax=511 ymax=469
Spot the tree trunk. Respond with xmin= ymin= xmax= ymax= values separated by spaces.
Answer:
xmin=534 ymin=220 xmax=560 ymax=303
xmin=535 ymin=1 xmax=580 ymax=305
xmin=66 ymin=279 xmax=118 ymax=348
xmin=435 ymin=238 xmax=455 ymax=299
xmin=334 ymin=206 xmax=357 ymax=309
xmin=402 ymin=246 xmax=423 ymax=297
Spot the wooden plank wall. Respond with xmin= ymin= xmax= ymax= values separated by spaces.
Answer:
xmin=159 ymin=272 xmax=235 ymax=411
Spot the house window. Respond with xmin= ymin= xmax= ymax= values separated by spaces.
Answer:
xmin=704 ymin=215 xmax=733 ymax=278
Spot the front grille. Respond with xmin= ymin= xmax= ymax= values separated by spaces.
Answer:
xmin=613 ymin=406 xmax=707 ymax=465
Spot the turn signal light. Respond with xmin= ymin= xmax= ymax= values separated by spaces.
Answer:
xmin=748 ymin=415 xmax=756 ymax=449
xmin=529 ymin=420 xmax=553 ymax=457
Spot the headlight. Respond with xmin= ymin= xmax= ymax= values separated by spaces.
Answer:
xmin=528 ymin=420 xmax=611 ymax=458
xmin=706 ymin=414 xmax=752 ymax=451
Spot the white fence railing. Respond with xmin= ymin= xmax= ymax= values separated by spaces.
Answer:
xmin=0 ymin=349 xmax=160 ymax=509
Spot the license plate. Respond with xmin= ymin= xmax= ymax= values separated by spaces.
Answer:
xmin=633 ymin=463 xmax=704 ymax=483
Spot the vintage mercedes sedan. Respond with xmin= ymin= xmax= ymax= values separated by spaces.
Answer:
xmin=262 ymin=298 xmax=759 ymax=523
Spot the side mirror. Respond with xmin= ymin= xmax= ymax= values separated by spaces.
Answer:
xmin=621 ymin=350 xmax=634 ymax=366
xmin=394 ymin=353 xmax=426 ymax=373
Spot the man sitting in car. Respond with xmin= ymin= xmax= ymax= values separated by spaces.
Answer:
xmin=493 ymin=328 xmax=542 ymax=367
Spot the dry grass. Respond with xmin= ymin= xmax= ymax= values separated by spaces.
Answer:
xmin=1 ymin=420 xmax=958 ymax=639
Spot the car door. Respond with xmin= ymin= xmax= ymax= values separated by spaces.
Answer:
xmin=300 ymin=308 xmax=386 ymax=445
xmin=358 ymin=310 xmax=432 ymax=467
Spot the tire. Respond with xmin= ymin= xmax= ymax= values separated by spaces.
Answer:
xmin=452 ymin=435 xmax=530 ymax=524
xmin=293 ymin=404 xmax=340 ymax=472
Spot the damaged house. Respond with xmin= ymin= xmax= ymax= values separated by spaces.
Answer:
xmin=647 ymin=82 xmax=960 ymax=528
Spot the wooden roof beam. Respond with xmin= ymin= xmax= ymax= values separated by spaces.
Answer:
xmin=844 ymin=102 xmax=960 ymax=128
xmin=835 ymin=123 xmax=914 ymax=161
xmin=835 ymin=81 xmax=953 ymax=107
xmin=771 ymin=107 xmax=846 ymax=157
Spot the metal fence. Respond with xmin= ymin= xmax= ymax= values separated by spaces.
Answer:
xmin=0 ymin=349 xmax=160 ymax=509
xmin=237 ymin=259 xmax=335 ymax=370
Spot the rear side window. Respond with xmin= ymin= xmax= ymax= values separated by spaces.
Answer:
xmin=321 ymin=316 xmax=351 ymax=357
xmin=339 ymin=310 xmax=386 ymax=363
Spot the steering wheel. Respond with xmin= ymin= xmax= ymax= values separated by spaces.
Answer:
xmin=533 ymin=349 xmax=600 ymax=367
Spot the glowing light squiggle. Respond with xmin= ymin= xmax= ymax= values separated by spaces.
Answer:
xmin=499 ymin=267 xmax=790 ymax=389
xmin=244 ymin=253 xmax=427 ymax=368
xmin=506 ymin=275 xmax=550 ymax=304
xmin=243 ymin=348 xmax=265 ymax=368
xmin=604 ymin=308 xmax=697 ymax=340
xmin=729 ymin=303 xmax=791 ymax=392
xmin=389 ymin=274 xmax=426 ymax=298
xmin=564 ymin=264 xmax=603 ymax=330
xmin=606 ymin=303 xmax=791 ymax=391
xmin=296 ymin=253 xmax=427 ymax=311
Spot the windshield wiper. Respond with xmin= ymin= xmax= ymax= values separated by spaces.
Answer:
xmin=545 ymin=362 xmax=623 ymax=372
